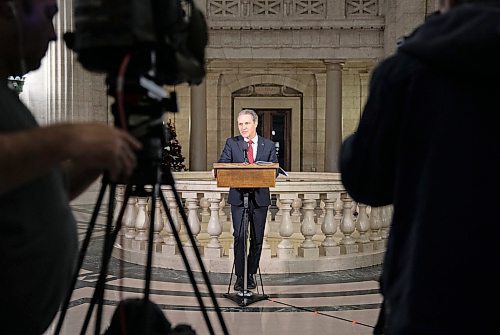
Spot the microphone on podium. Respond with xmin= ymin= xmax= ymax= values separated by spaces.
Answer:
xmin=243 ymin=147 xmax=249 ymax=164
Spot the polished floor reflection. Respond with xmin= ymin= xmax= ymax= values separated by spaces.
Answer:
xmin=48 ymin=204 xmax=383 ymax=335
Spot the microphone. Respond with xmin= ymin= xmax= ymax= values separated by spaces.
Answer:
xmin=243 ymin=148 xmax=249 ymax=164
xmin=243 ymin=142 xmax=250 ymax=164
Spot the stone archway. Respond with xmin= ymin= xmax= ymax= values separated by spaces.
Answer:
xmin=232 ymin=84 xmax=303 ymax=171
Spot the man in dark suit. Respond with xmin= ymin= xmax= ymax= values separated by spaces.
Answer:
xmin=218 ymin=109 xmax=278 ymax=291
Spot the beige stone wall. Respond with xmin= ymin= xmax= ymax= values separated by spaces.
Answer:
xmin=155 ymin=60 xmax=374 ymax=172
xmin=20 ymin=0 xmax=432 ymax=173
xmin=341 ymin=61 xmax=373 ymax=139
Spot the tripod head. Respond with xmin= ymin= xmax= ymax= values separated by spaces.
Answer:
xmin=107 ymin=70 xmax=178 ymax=187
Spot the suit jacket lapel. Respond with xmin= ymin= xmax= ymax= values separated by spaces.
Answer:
xmin=255 ymin=135 xmax=266 ymax=162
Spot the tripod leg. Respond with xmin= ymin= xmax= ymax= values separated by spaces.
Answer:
xmin=144 ymin=182 xmax=160 ymax=302
xmin=54 ymin=178 xmax=108 ymax=335
xmin=227 ymin=260 xmax=236 ymax=294
xmin=159 ymin=190 xmax=216 ymax=335
xmin=94 ymin=183 xmax=117 ymax=334
xmin=79 ymin=183 xmax=133 ymax=335
xmin=243 ymin=195 xmax=249 ymax=294
xmin=169 ymin=185 xmax=230 ymax=335
xmin=257 ymin=266 xmax=265 ymax=295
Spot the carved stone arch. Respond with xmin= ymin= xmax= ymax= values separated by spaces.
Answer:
xmin=228 ymin=75 xmax=307 ymax=171
xmin=226 ymin=74 xmax=308 ymax=95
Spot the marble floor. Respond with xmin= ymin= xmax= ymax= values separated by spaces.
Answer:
xmin=48 ymin=204 xmax=383 ymax=335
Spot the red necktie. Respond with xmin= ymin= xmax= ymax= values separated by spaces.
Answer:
xmin=247 ymin=139 xmax=254 ymax=163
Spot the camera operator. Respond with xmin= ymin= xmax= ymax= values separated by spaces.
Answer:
xmin=0 ymin=0 xmax=141 ymax=333
xmin=340 ymin=0 xmax=500 ymax=334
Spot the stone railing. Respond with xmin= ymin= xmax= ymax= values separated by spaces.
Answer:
xmin=112 ymin=172 xmax=392 ymax=274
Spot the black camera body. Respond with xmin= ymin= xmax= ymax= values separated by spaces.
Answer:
xmin=66 ymin=0 xmax=208 ymax=86
xmin=64 ymin=0 xmax=209 ymax=185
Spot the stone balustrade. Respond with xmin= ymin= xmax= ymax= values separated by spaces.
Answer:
xmin=112 ymin=172 xmax=392 ymax=274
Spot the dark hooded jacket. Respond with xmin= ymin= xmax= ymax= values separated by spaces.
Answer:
xmin=340 ymin=3 xmax=500 ymax=334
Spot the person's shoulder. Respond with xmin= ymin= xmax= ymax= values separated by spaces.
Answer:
xmin=259 ymin=136 xmax=274 ymax=145
xmin=225 ymin=135 xmax=242 ymax=145
xmin=372 ymin=52 xmax=422 ymax=87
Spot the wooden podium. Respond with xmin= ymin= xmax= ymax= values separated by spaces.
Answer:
xmin=213 ymin=162 xmax=279 ymax=188
xmin=214 ymin=162 xmax=278 ymax=307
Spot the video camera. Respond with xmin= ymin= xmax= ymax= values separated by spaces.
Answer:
xmin=65 ymin=0 xmax=207 ymax=86
xmin=64 ymin=0 xmax=208 ymax=185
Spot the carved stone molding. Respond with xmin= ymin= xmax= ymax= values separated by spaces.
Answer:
xmin=346 ymin=0 xmax=378 ymax=16
xmin=208 ymin=0 xmax=326 ymax=19
xmin=233 ymin=84 xmax=302 ymax=97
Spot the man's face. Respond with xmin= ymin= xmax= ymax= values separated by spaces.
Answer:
xmin=237 ymin=114 xmax=257 ymax=139
xmin=1 ymin=0 xmax=58 ymax=75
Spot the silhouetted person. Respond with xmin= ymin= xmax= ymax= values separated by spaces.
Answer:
xmin=340 ymin=0 xmax=500 ymax=334
xmin=0 ymin=1 xmax=141 ymax=333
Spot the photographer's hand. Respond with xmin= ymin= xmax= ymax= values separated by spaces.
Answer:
xmin=0 ymin=122 xmax=141 ymax=198
xmin=63 ymin=123 xmax=142 ymax=198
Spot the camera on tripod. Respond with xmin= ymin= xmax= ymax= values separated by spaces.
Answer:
xmin=54 ymin=2 xmax=230 ymax=335
xmin=64 ymin=0 xmax=208 ymax=185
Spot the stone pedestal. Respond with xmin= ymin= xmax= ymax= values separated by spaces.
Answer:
xmin=319 ymin=245 xmax=341 ymax=256
xmin=298 ymin=247 xmax=319 ymax=258
xmin=340 ymin=244 xmax=359 ymax=255
xmin=204 ymin=247 xmax=222 ymax=259
xmin=358 ymin=242 xmax=374 ymax=253
xmin=161 ymin=244 xmax=179 ymax=255
xmin=277 ymin=247 xmax=295 ymax=259
xmin=373 ymin=240 xmax=386 ymax=251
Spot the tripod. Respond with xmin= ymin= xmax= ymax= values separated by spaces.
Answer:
xmin=223 ymin=190 xmax=268 ymax=307
xmin=54 ymin=164 xmax=229 ymax=335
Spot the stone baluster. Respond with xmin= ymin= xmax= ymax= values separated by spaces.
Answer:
xmin=277 ymin=194 xmax=295 ymax=259
xmin=298 ymin=193 xmax=320 ymax=258
xmin=161 ymin=189 xmax=181 ymax=255
xmin=152 ymin=198 xmax=164 ymax=251
xmin=183 ymin=192 xmax=201 ymax=247
xmin=274 ymin=198 xmax=282 ymax=224
xmin=133 ymin=196 xmax=149 ymax=250
xmin=200 ymin=197 xmax=210 ymax=223
xmin=205 ymin=193 xmax=222 ymax=258
xmin=218 ymin=196 xmax=227 ymax=223
xmin=356 ymin=203 xmax=371 ymax=244
xmin=291 ymin=197 xmax=302 ymax=227
xmin=320 ymin=193 xmax=340 ymax=256
xmin=124 ymin=196 xmax=138 ymax=241
xmin=370 ymin=206 xmax=386 ymax=251
xmin=333 ymin=193 xmax=344 ymax=241
xmin=166 ymin=189 xmax=181 ymax=236
xmin=113 ymin=185 xmax=125 ymax=230
xmin=381 ymin=205 xmax=392 ymax=239
xmin=340 ymin=194 xmax=359 ymax=254
xmin=316 ymin=199 xmax=325 ymax=226
xmin=356 ymin=203 xmax=373 ymax=253
xmin=369 ymin=206 xmax=382 ymax=241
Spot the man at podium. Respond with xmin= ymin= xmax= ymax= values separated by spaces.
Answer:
xmin=217 ymin=109 xmax=278 ymax=291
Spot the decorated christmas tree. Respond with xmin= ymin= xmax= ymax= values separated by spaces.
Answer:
xmin=162 ymin=119 xmax=187 ymax=171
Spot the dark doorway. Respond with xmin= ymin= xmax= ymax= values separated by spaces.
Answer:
xmin=254 ymin=109 xmax=291 ymax=171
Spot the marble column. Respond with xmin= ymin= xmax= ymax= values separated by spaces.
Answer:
xmin=189 ymin=78 xmax=207 ymax=171
xmin=324 ymin=61 xmax=343 ymax=172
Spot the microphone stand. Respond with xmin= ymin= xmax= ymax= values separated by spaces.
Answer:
xmin=223 ymin=144 xmax=268 ymax=307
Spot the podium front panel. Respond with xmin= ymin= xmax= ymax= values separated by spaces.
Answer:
xmin=214 ymin=163 xmax=278 ymax=188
